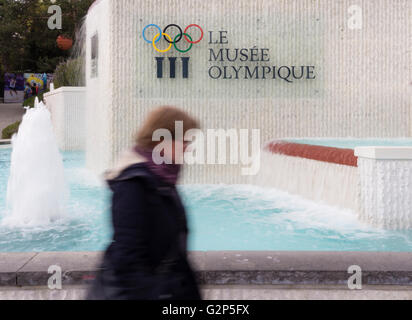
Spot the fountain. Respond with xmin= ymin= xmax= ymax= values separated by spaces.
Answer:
xmin=4 ymin=98 xmax=68 ymax=227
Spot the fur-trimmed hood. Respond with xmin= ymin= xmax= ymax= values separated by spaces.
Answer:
xmin=104 ymin=148 xmax=147 ymax=182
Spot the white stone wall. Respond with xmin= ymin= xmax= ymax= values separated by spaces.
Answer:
xmin=86 ymin=0 xmax=412 ymax=181
xmin=357 ymin=157 xmax=412 ymax=229
xmin=44 ymin=87 xmax=86 ymax=151
xmin=253 ymin=150 xmax=359 ymax=212
xmin=85 ymin=0 xmax=113 ymax=173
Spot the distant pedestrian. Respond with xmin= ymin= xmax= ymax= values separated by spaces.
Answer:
xmin=9 ymin=77 xmax=17 ymax=97
xmin=31 ymin=83 xmax=37 ymax=97
xmin=24 ymin=83 xmax=31 ymax=100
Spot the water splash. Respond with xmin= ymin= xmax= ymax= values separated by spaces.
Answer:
xmin=4 ymin=100 xmax=69 ymax=227
xmin=253 ymin=150 xmax=359 ymax=213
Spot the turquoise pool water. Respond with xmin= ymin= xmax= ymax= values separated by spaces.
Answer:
xmin=1 ymin=146 xmax=412 ymax=252
xmin=288 ymin=138 xmax=412 ymax=149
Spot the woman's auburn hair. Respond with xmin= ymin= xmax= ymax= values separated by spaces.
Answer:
xmin=136 ymin=106 xmax=200 ymax=149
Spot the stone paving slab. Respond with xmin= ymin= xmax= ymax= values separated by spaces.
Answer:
xmin=202 ymin=251 xmax=412 ymax=271
xmin=0 ymin=253 xmax=38 ymax=286
xmin=201 ymin=251 xmax=412 ymax=285
xmin=17 ymin=252 xmax=103 ymax=287
xmin=1 ymin=251 xmax=412 ymax=287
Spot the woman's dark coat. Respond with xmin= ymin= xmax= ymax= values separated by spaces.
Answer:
xmin=87 ymin=161 xmax=201 ymax=300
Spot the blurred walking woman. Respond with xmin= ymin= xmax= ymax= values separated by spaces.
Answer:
xmin=87 ymin=106 xmax=201 ymax=300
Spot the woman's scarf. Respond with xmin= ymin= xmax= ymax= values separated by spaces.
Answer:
xmin=134 ymin=145 xmax=181 ymax=186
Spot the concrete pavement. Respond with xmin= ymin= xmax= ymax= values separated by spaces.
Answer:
xmin=0 ymin=103 xmax=25 ymax=134
xmin=3 ymin=285 xmax=412 ymax=300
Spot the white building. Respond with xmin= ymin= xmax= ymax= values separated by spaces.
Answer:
xmin=81 ymin=0 xmax=412 ymax=182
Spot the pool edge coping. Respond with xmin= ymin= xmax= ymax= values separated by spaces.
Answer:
xmin=0 ymin=140 xmax=11 ymax=145
xmin=2 ymin=251 xmax=412 ymax=287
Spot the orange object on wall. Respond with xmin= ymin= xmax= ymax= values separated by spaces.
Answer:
xmin=56 ymin=35 xmax=73 ymax=51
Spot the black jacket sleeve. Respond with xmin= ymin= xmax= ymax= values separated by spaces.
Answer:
xmin=105 ymin=178 xmax=158 ymax=293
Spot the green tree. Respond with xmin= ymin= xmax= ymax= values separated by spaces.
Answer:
xmin=0 ymin=0 xmax=94 ymax=97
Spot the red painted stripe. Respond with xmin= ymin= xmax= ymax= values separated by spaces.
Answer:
xmin=265 ymin=141 xmax=358 ymax=167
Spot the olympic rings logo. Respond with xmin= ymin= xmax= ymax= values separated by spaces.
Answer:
xmin=142 ymin=24 xmax=204 ymax=53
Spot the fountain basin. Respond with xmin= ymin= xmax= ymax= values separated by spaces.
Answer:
xmin=2 ymin=145 xmax=412 ymax=252
xmin=3 ymin=141 xmax=412 ymax=293
xmin=258 ymin=139 xmax=412 ymax=230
